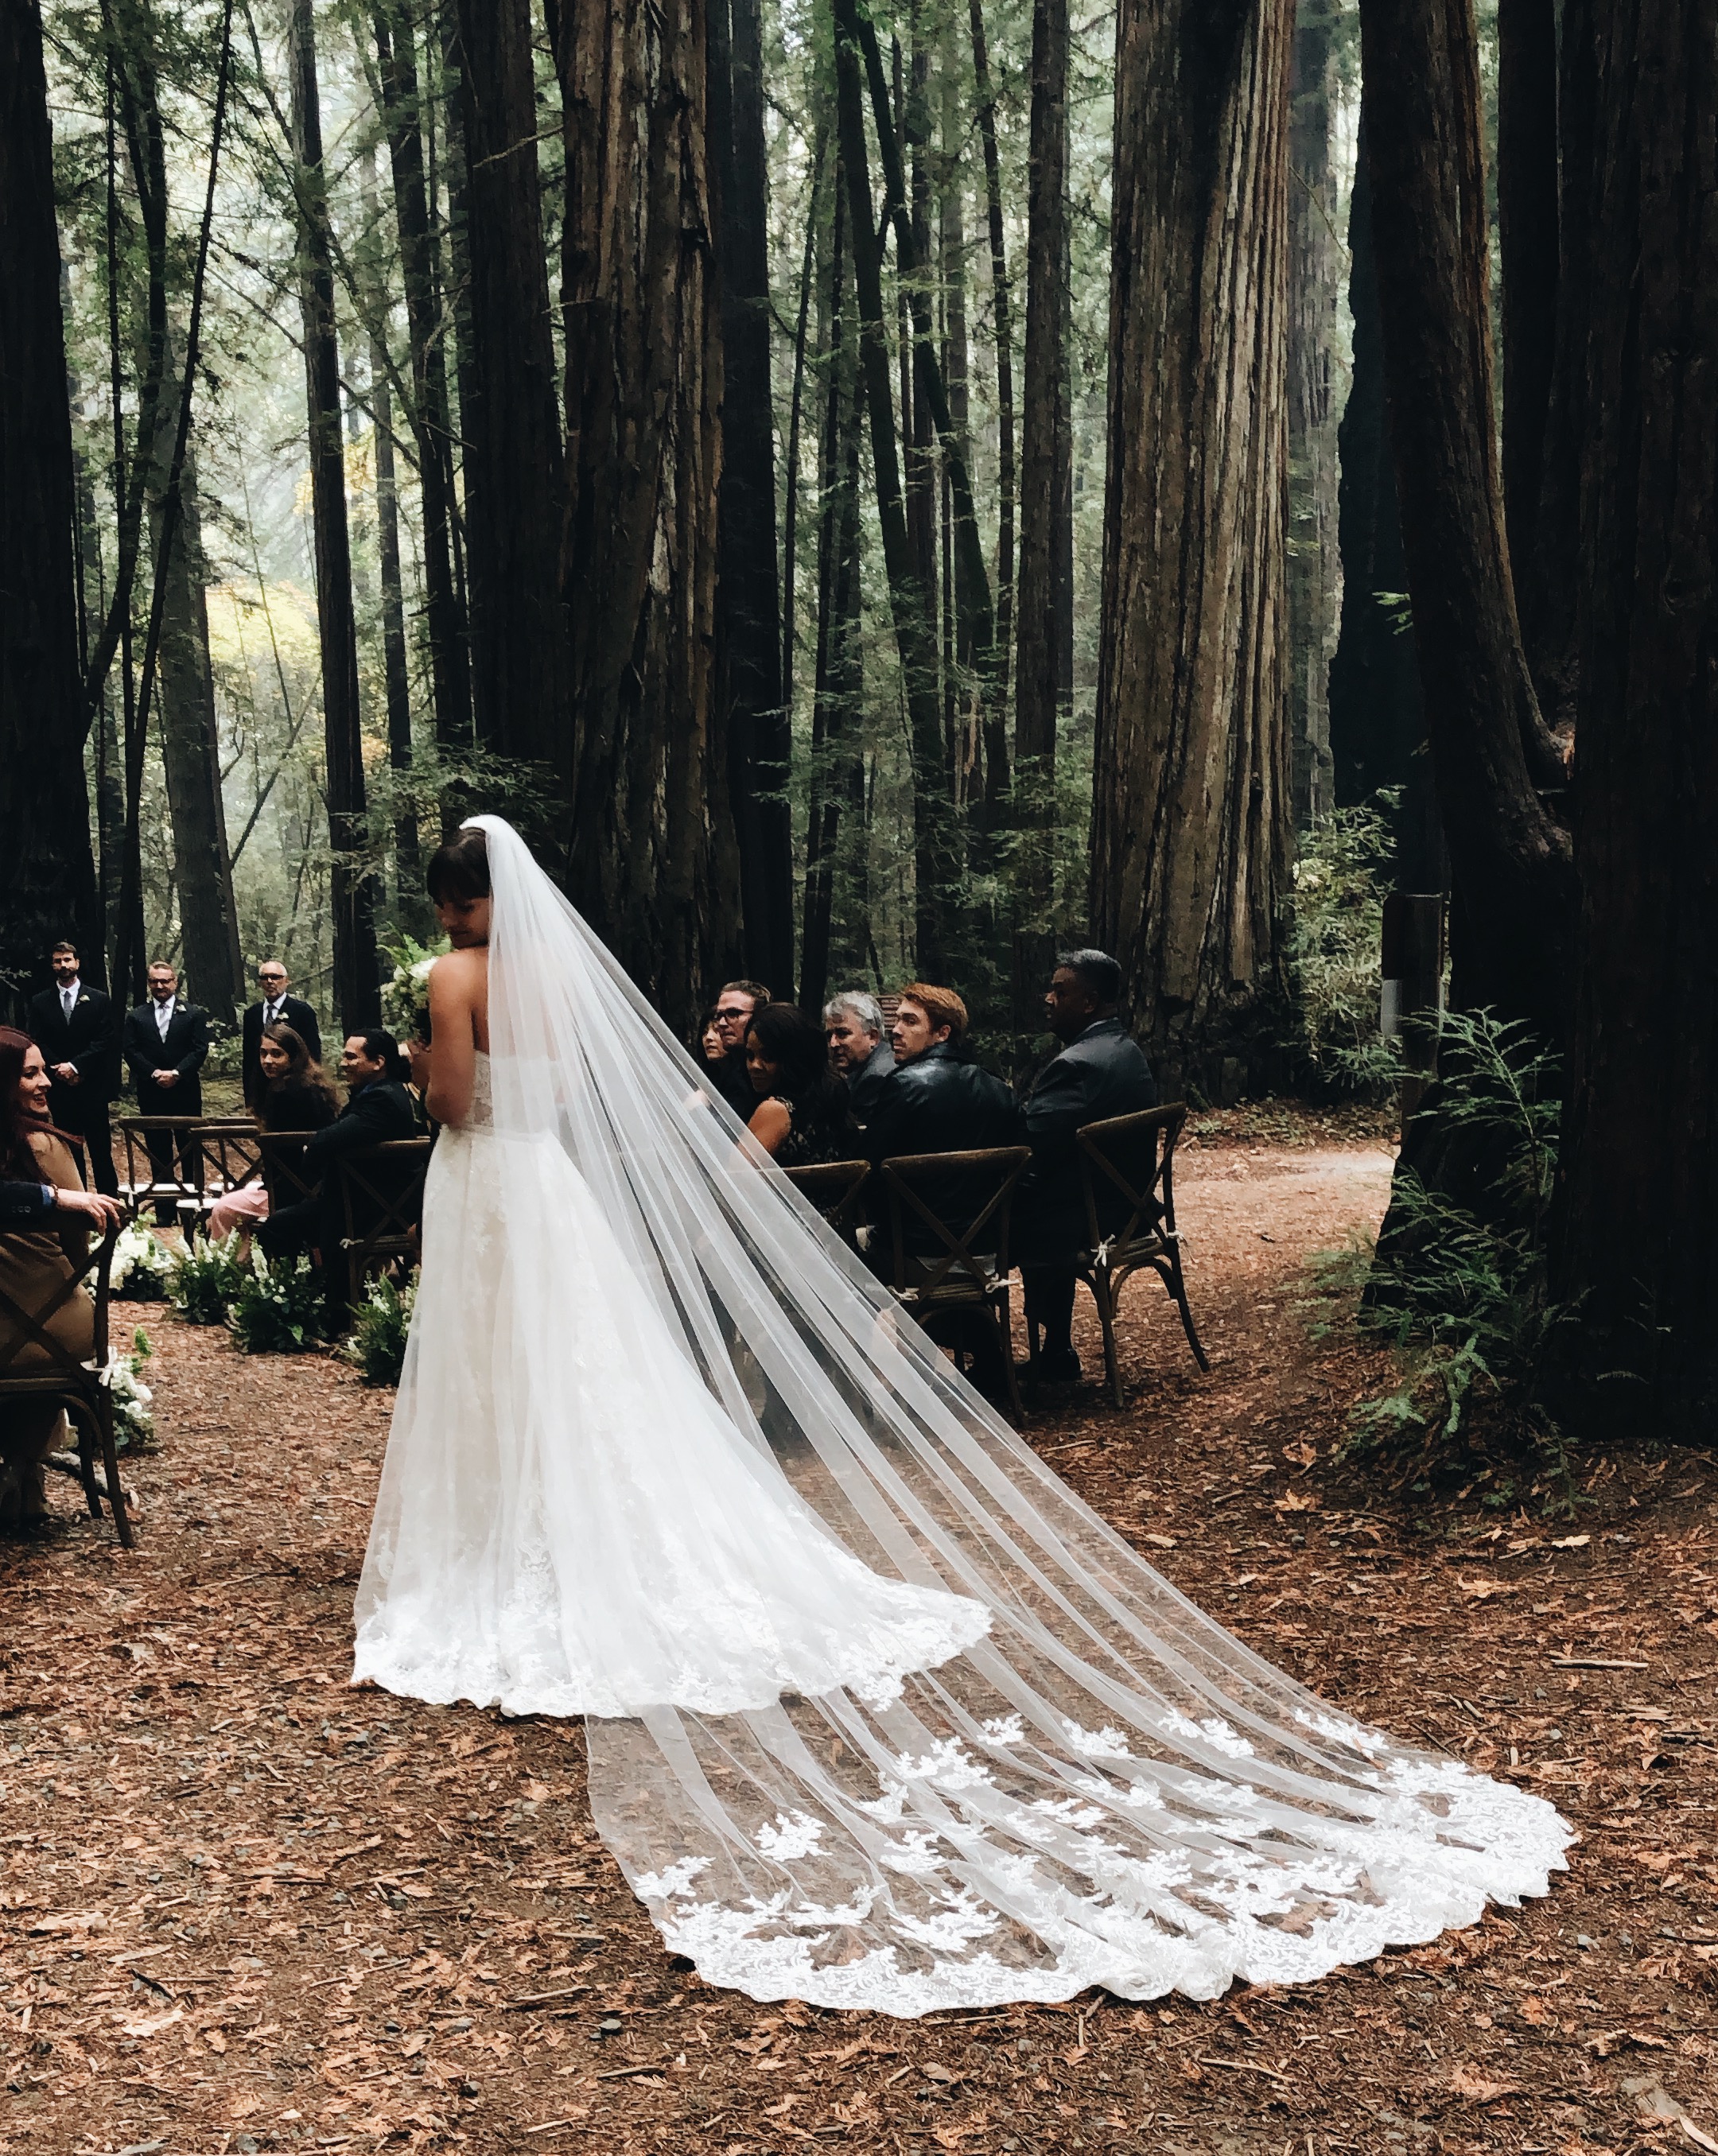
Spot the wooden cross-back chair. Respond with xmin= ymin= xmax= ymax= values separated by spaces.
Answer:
xmin=878 ymin=1144 xmax=1031 ymax=1421
xmin=256 ymin=1130 xmax=317 ymax=1217
xmin=179 ymin=1123 xmax=267 ymax=1239
xmin=782 ymin=1159 xmax=870 ymax=1244
xmin=0 ymin=1225 xmax=132 ymax=1548
xmin=1060 ymin=1103 xmax=1209 ymax=1408
xmin=116 ymin=1115 xmax=199 ymax=1223
xmin=335 ymin=1140 xmax=433 ymax=1310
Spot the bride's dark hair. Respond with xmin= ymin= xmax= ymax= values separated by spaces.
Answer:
xmin=426 ymin=823 xmax=490 ymax=903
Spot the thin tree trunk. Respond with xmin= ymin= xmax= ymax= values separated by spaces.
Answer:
xmin=1495 ymin=0 xmax=1560 ymax=657
xmin=970 ymin=0 xmax=1015 ymax=771
xmin=903 ymin=22 xmax=938 ymax=623
xmin=290 ymin=0 xmax=379 ymax=1031
xmin=1548 ymin=0 xmax=1718 ymax=1439
xmin=558 ymin=0 xmax=736 ymax=1029
xmin=939 ymin=45 xmax=971 ymax=794
xmin=711 ymin=0 xmax=794 ymax=995
xmin=0 ymin=0 xmax=100 ymax=1017
xmin=779 ymin=133 xmax=825 ymax=735
xmin=456 ymin=0 xmax=570 ymax=785
xmin=1093 ymin=0 xmax=1296 ymax=1100
xmin=1357 ymin=0 xmax=1572 ymax=1039
xmin=1286 ymin=1 xmax=1340 ymax=825
xmin=375 ymin=0 xmax=472 ymax=766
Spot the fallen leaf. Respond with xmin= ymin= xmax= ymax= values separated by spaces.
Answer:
xmin=29 ymin=1910 xmax=110 ymax=1935
xmin=1449 ymin=2061 xmax=1521 ymax=2102
xmin=1281 ymin=1440 xmax=1317 ymax=1466
xmin=117 ymin=2005 xmax=185 ymax=2039
xmin=1274 ymin=1489 xmax=1319 ymax=1513
xmin=523 ymin=1779 xmax=550 ymax=1804
xmin=1550 ymin=1534 xmax=1592 ymax=1549
xmin=1142 ymin=1533 xmax=1177 ymax=1550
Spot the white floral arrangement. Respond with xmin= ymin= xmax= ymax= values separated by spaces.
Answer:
xmin=379 ymin=934 xmax=449 ymax=1039
xmin=106 ymin=1327 xmax=155 ymax=1449
xmin=111 ymin=1222 xmax=173 ymax=1296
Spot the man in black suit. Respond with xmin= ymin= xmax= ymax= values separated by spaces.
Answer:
xmin=26 ymin=941 xmax=120 ymax=1195
xmin=823 ymin=990 xmax=896 ymax=1125
xmin=1016 ymin=949 xmax=1157 ymax=1383
xmin=122 ymin=961 xmax=210 ymax=1223
xmin=242 ymin=958 xmax=322 ymax=1110
xmin=257 ymin=1029 xmax=418 ymax=1325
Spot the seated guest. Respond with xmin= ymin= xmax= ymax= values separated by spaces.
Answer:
xmin=0 ymin=1031 xmax=119 ymax=1530
xmin=743 ymin=1004 xmax=856 ymax=1166
xmin=256 ymin=1030 xmax=418 ymax=1322
xmin=823 ymin=991 xmax=895 ymax=1123
xmin=241 ymin=958 xmax=322 ymax=1111
xmin=1016 ymin=949 xmax=1157 ymax=1383
xmin=208 ymin=1023 xmax=339 ymax=1242
xmin=705 ymin=979 xmax=772 ymax=1121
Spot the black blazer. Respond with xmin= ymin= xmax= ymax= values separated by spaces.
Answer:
xmin=1019 ymin=1017 xmax=1157 ymax=1249
xmin=242 ymin=996 xmax=323 ymax=1108
xmin=26 ymin=984 xmax=119 ymax=1106
xmin=0 ymin=1180 xmax=55 ymax=1225
xmin=863 ymin=1043 xmax=1023 ymax=1164
xmin=123 ymin=999 xmax=209 ymax=1117
xmin=305 ymin=1078 xmax=418 ymax=1178
xmin=845 ymin=1038 xmax=898 ymax=1122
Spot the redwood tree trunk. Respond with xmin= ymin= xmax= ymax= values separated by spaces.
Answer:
xmin=1495 ymin=0 xmax=1560 ymax=649
xmin=558 ymin=0 xmax=737 ymax=1028
xmin=457 ymin=0 xmax=571 ymax=785
xmin=1549 ymin=0 xmax=1718 ymax=1438
xmin=1357 ymin=0 xmax=1572 ymax=1041
xmin=0 ymin=0 xmax=99 ymax=1016
xmin=1092 ymin=0 xmax=1295 ymax=1098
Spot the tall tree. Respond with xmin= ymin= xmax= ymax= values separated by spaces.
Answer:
xmin=1092 ymin=0 xmax=1295 ymax=1096
xmin=457 ymin=0 xmax=570 ymax=784
xmin=290 ymin=0 xmax=379 ymax=1030
xmin=1357 ymin=0 xmax=1571 ymax=1039
xmin=558 ymin=0 xmax=738 ymax=1027
xmin=0 ymin=0 xmax=100 ymax=1014
xmin=1495 ymin=0 xmax=1560 ymax=644
xmin=1013 ymin=0 xmax=1072 ymax=1026
xmin=1549 ymin=0 xmax=1718 ymax=1438
xmin=970 ymin=0 xmax=1015 ymax=748
xmin=709 ymin=0 xmax=794 ymax=996
xmin=1285 ymin=0 xmax=1340 ymax=825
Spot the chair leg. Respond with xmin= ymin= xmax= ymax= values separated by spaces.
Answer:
xmin=67 ymin=1396 xmax=134 ymax=1548
xmin=997 ymin=1286 xmax=1025 ymax=1424
xmin=1091 ymin=1268 xmax=1124 ymax=1410
xmin=71 ymin=1401 xmax=102 ymax=1517
xmin=1165 ymin=1245 xmax=1211 ymax=1373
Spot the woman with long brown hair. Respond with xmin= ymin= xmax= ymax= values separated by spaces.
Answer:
xmin=207 ymin=1021 xmax=337 ymax=1241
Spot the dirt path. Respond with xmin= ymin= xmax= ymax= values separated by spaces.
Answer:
xmin=2 ymin=1139 xmax=1714 ymax=2156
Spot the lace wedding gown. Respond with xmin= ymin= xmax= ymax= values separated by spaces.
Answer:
xmin=355 ymin=817 xmax=1571 ymax=2015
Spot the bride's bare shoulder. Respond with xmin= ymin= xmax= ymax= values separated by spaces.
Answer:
xmin=430 ymin=947 xmax=487 ymax=992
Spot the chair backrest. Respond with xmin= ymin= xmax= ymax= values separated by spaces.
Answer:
xmin=187 ymin=1121 xmax=264 ymax=1198
xmin=117 ymin=1116 xmax=200 ymax=1204
xmin=783 ymin=1159 xmax=869 ymax=1240
xmin=336 ymin=1140 xmax=433 ymax=1256
xmin=257 ymin=1131 xmax=318 ymax=1212
xmin=1075 ymin=1104 xmax=1187 ymax=1253
xmin=0 ymin=1223 xmax=116 ymax=1387
xmin=879 ymin=1145 xmax=1030 ymax=1298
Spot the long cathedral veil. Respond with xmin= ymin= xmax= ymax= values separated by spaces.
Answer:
xmin=458 ymin=815 xmax=1567 ymax=2013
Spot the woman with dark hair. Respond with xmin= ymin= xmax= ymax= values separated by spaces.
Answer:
xmin=0 ymin=1029 xmax=98 ymax=1529
xmin=208 ymin=1022 xmax=339 ymax=1241
xmin=742 ymin=1003 xmax=854 ymax=1165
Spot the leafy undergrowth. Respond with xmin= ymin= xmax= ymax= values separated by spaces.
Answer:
xmin=0 ymin=1129 xmax=1712 ymax=2156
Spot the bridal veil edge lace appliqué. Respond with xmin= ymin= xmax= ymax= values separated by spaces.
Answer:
xmin=355 ymin=816 xmax=1572 ymax=2015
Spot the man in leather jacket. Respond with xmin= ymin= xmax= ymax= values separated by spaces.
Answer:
xmin=1017 ymin=950 xmax=1156 ymax=1382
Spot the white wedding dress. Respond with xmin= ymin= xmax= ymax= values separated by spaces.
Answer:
xmin=356 ymin=817 xmax=1571 ymax=2015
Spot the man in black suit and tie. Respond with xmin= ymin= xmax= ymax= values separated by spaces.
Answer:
xmin=258 ymin=1030 xmax=418 ymax=1326
xmin=241 ymin=958 xmax=322 ymax=1110
xmin=122 ymin=961 xmax=210 ymax=1223
xmin=1016 ymin=950 xmax=1157 ymax=1383
xmin=26 ymin=941 xmax=120 ymax=1196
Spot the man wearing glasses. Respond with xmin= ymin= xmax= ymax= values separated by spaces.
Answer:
xmin=241 ymin=960 xmax=323 ymax=1110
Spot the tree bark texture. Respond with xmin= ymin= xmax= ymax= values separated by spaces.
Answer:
xmin=970 ymin=0 xmax=1015 ymax=745
xmin=457 ymin=0 xmax=571 ymax=783
xmin=1327 ymin=117 xmax=1440 ymax=888
xmin=710 ymin=0 xmax=794 ymax=997
xmin=1285 ymin=0 xmax=1339 ymax=825
xmin=1093 ymin=0 xmax=1294 ymax=1095
xmin=1549 ymin=0 xmax=1718 ymax=1438
xmin=1495 ymin=0 xmax=1560 ymax=648
xmin=1357 ymin=0 xmax=1572 ymax=1041
xmin=558 ymin=0 xmax=738 ymax=1030
xmin=0 ymin=0 xmax=100 ymax=1016
xmin=290 ymin=0 xmax=379 ymax=1031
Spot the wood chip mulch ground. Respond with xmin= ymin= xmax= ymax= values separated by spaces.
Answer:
xmin=2 ymin=1118 xmax=1713 ymax=2156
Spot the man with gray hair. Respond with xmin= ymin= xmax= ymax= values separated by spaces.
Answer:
xmin=822 ymin=990 xmax=896 ymax=1121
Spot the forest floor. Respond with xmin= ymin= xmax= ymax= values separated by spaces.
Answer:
xmin=2 ymin=1105 xmax=1715 ymax=2156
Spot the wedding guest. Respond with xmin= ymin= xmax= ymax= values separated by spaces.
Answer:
xmin=1016 ymin=950 xmax=1156 ymax=1384
xmin=207 ymin=1024 xmax=338 ymax=1242
xmin=241 ymin=959 xmax=322 ymax=1110
xmin=823 ymin=991 xmax=895 ymax=1124
xmin=26 ymin=942 xmax=120 ymax=1198
xmin=743 ymin=1004 xmax=855 ymax=1167
xmin=0 ymin=1031 xmax=104 ymax=1530
xmin=706 ymin=979 xmax=772 ymax=1121
xmin=122 ymin=961 xmax=209 ymax=1224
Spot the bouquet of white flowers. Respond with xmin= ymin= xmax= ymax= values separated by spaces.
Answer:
xmin=111 ymin=1222 xmax=173 ymax=1298
xmin=379 ymin=934 xmax=449 ymax=1040
xmin=104 ymin=1327 xmax=156 ymax=1449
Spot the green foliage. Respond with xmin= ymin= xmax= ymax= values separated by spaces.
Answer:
xmin=225 ymin=1251 xmax=328 ymax=1355
xmin=109 ymin=1327 xmax=156 ymax=1452
xmin=168 ymin=1233 xmax=249 ymax=1324
xmin=338 ymin=1273 xmax=416 ymax=1387
xmin=1281 ymin=791 xmax=1401 ymax=1097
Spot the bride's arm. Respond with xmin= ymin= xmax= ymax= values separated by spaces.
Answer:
xmin=424 ymin=955 xmax=477 ymax=1126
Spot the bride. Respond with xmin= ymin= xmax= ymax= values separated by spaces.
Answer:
xmin=356 ymin=816 xmax=1568 ymax=2015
